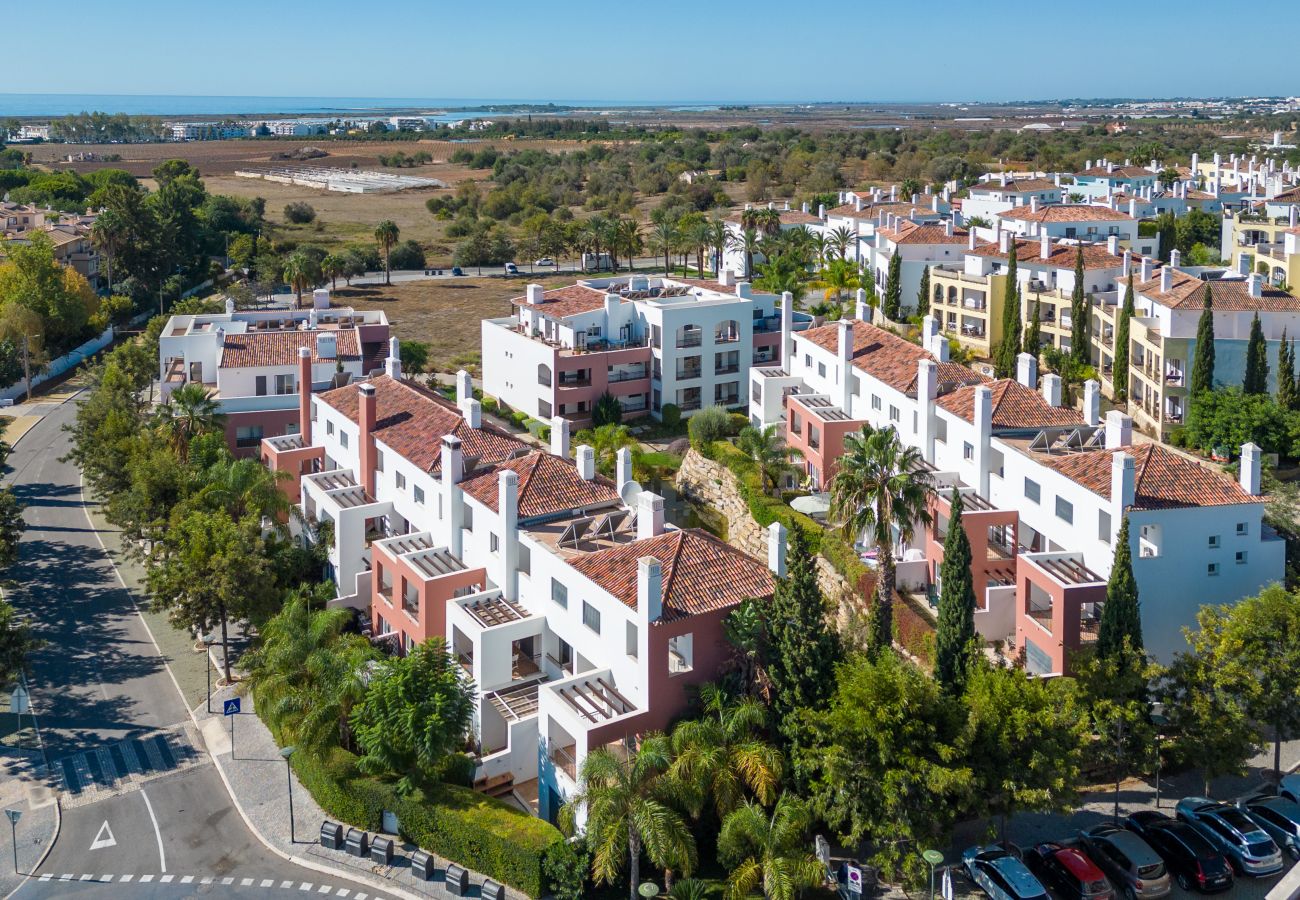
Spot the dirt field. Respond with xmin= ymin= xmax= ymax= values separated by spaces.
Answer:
xmin=329 ymin=276 xmax=571 ymax=375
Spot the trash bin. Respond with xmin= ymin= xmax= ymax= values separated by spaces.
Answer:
xmin=481 ymin=879 xmax=506 ymax=900
xmin=411 ymin=850 xmax=436 ymax=881
xmin=369 ymin=836 xmax=394 ymax=866
xmin=344 ymin=828 xmax=369 ymax=858
xmin=319 ymin=821 xmax=344 ymax=851
xmin=445 ymin=863 xmax=469 ymax=896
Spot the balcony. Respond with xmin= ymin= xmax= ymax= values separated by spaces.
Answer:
xmin=715 ymin=363 xmax=740 ymax=376
xmin=1027 ymin=602 xmax=1053 ymax=634
xmin=550 ymin=744 xmax=577 ymax=781
xmin=676 ymin=365 xmax=703 ymax=380
xmin=678 ymin=398 xmax=703 ymax=412
xmin=676 ymin=332 xmax=703 ymax=349
xmin=557 ymin=375 xmax=592 ymax=390
xmin=607 ymin=366 xmax=648 ymax=383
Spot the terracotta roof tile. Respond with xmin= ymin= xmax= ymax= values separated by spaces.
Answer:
xmin=800 ymin=320 xmax=984 ymax=395
xmin=221 ymin=329 xmax=360 ymax=368
xmin=568 ymin=528 xmax=774 ymax=622
xmin=1271 ymin=185 xmax=1300 ymax=202
xmin=970 ymin=178 xmax=1059 ymax=194
xmin=937 ymin=379 xmax=1083 ymax=430
xmin=1075 ymin=166 xmax=1154 ymax=178
xmin=459 ymin=451 xmax=620 ymax=520
xmin=969 ymin=237 xmax=1131 ymax=270
xmin=826 ymin=200 xmax=943 ymax=221
xmin=1135 ymin=270 xmax=1300 ymax=311
xmin=999 ymin=204 xmax=1134 ymax=223
xmin=316 ymin=376 xmax=525 ymax=474
xmin=510 ymin=284 xmax=609 ymax=319
xmin=725 ymin=205 xmax=822 ymax=225
xmin=1044 ymin=443 xmax=1258 ymax=511
xmin=879 ymin=221 xmax=970 ymax=245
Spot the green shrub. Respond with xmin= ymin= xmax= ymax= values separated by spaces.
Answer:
xmin=687 ymin=405 xmax=733 ymax=449
xmin=661 ymin=403 xmax=682 ymax=429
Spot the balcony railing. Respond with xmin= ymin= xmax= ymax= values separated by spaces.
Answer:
xmin=676 ymin=366 xmax=702 ymax=380
xmin=551 ymin=745 xmax=577 ymax=781
xmin=557 ymin=376 xmax=592 ymax=389
xmin=676 ymin=333 xmax=702 ymax=348
xmin=457 ymin=652 xmax=474 ymax=673
xmin=607 ymin=368 xmax=648 ymax=383
xmin=715 ymin=363 xmax=740 ymax=375
xmin=678 ymin=398 xmax=703 ymax=412
xmin=1027 ymin=604 xmax=1053 ymax=633
xmin=545 ymin=653 xmax=574 ymax=676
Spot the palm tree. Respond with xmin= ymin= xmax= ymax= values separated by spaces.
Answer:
xmin=649 ymin=221 xmax=679 ymax=275
xmin=573 ymin=422 xmax=637 ymax=476
xmin=91 ymin=207 xmax=127 ymax=292
xmin=707 ymin=218 xmax=733 ymax=275
xmin=736 ymin=425 xmax=800 ymax=496
xmin=752 ymin=207 xmax=782 ymax=238
xmin=718 ymin=794 xmax=823 ymax=900
xmin=828 ymin=424 xmax=935 ymax=650
xmin=809 ymin=232 xmax=830 ymax=265
xmin=561 ymin=735 xmax=697 ymax=900
xmin=585 ymin=215 xmax=612 ymax=271
xmin=668 ymin=683 xmax=782 ymax=822
xmin=614 ymin=217 xmax=643 ymax=272
xmin=189 ymin=455 xmax=290 ymax=524
xmin=321 ymin=253 xmax=346 ymax=290
xmin=282 ymin=250 xmax=321 ymax=308
xmin=374 ymin=220 xmax=400 ymax=285
xmin=738 ymin=227 xmax=763 ymax=280
xmin=809 ymin=257 xmax=860 ymax=304
xmin=155 ymin=382 xmax=224 ymax=462
xmin=684 ymin=219 xmax=713 ymax=277
xmin=828 ymin=225 xmax=856 ymax=261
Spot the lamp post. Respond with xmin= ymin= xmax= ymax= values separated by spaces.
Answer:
xmin=923 ymin=849 xmax=944 ymax=900
xmin=201 ymin=633 xmax=216 ymax=714
xmin=280 ymin=746 xmax=296 ymax=843
xmin=5 ymin=808 xmax=20 ymax=874
xmin=1151 ymin=704 xmax=1169 ymax=810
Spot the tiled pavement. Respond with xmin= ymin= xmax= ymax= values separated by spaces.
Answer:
xmin=51 ymin=723 xmax=205 ymax=808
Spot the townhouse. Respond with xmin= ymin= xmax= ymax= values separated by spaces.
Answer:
xmin=1 ymin=202 xmax=101 ymax=287
xmin=749 ymin=315 xmax=1283 ymax=670
xmin=820 ymin=188 xmax=948 ymax=262
xmin=1070 ymin=160 xmax=1160 ymax=199
xmin=262 ymin=353 xmax=779 ymax=822
xmin=861 ymin=219 xmax=973 ymax=320
xmin=158 ymin=294 xmax=391 ymax=456
xmin=994 ymin=202 xmax=1149 ymax=252
xmin=960 ymin=175 xmax=1063 ymax=223
xmin=481 ymin=273 xmax=811 ymax=425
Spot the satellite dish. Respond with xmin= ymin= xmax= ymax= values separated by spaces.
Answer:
xmin=619 ymin=479 xmax=642 ymax=507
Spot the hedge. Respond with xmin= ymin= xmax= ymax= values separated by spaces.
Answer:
xmin=259 ymin=701 xmax=561 ymax=897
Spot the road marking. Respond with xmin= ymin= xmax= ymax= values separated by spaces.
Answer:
xmin=119 ymin=874 xmax=133 ymax=882
xmin=180 ymin=875 xmax=194 ymax=884
xmin=263 ymin=879 xmax=276 ymax=888
xmin=242 ymin=878 xmax=254 ymax=886
xmin=97 ymin=875 xmax=112 ymax=882
xmin=139 ymin=874 xmax=154 ymax=882
xmin=318 ymin=886 xmax=332 ymax=893
xmin=300 ymin=882 xmax=313 ymax=891
xmin=57 ymin=875 xmax=71 ymax=881
xmin=141 ymin=788 xmax=167 ymax=873
xmin=281 ymin=881 xmax=294 ymax=889
xmin=221 ymin=876 xmax=233 ymax=885
xmin=200 ymin=875 xmax=213 ymax=884
xmin=78 ymin=875 xmax=91 ymax=881
xmin=89 ymin=820 xmax=116 ymax=850
xmin=336 ymin=891 xmax=350 ymax=898
xmin=36 ymin=875 xmax=49 ymax=882
xmin=160 ymin=874 xmax=173 ymax=883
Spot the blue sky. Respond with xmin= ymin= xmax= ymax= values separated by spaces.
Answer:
xmin=7 ymin=0 xmax=1297 ymax=103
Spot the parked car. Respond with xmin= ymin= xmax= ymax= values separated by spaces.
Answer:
xmin=1279 ymin=773 xmax=1300 ymax=805
xmin=1078 ymin=824 xmax=1172 ymax=900
xmin=534 ymin=257 xmax=556 ymax=268
xmin=1023 ymin=842 xmax=1115 ymax=900
xmin=450 ymin=267 xmax=465 ymax=276
xmin=505 ymin=262 xmax=519 ymax=275
xmin=962 ymin=845 xmax=1048 ymax=900
xmin=1238 ymin=795 xmax=1300 ymax=860
xmin=1124 ymin=811 xmax=1233 ymax=893
xmin=1176 ymin=797 xmax=1284 ymax=876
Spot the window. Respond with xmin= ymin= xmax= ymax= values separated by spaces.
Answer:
xmin=326 ymin=420 xmax=335 ymax=436
xmin=889 ymin=405 xmax=900 ymax=422
xmin=234 ymin=425 xmax=264 ymax=448
xmin=413 ymin=485 xmax=425 ymax=505
xmin=518 ymin=544 xmax=530 ymax=575
xmin=1208 ymin=562 xmax=1220 ymax=576
xmin=626 ymin=621 xmax=638 ymax=658
xmin=255 ymin=375 xmax=267 ymax=396
xmin=871 ymin=395 xmax=881 ymax=411
xmin=396 ymin=471 xmax=406 ymax=490
xmin=1099 ymin=510 xmax=1112 ymax=543
xmin=935 ymin=418 xmax=947 ymax=443
xmin=817 ymin=362 xmax=826 ymax=378
xmin=1236 ymin=522 xmax=1248 ymax=535
xmin=1236 ymin=551 xmax=1248 ymax=565
xmin=804 ymin=353 xmax=811 ymax=368
xmin=1055 ymin=496 xmax=1073 ymax=524
xmin=1025 ymin=478 xmax=1041 ymax=503
xmin=551 ymin=579 xmax=568 ymax=608
xmin=990 ymin=449 xmax=1004 ymax=478
xmin=340 ymin=431 xmax=349 ymax=449
xmin=275 ymin=373 xmax=295 ymax=395
xmin=963 ymin=442 xmax=973 ymax=461
xmin=375 ymin=449 xmax=384 ymax=473
xmin=490 ymin=533 xmax=499 ymax=553
xmin=1208 ymin=534 xmax=1220 ymax=548
xmin=582 ymin=601 xmax=601 ymax=633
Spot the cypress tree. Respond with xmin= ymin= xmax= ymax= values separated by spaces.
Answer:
xmin=766 ymin=526 xmax=841 ymax=725
xmin=917 ymin=264 xmax=931 ymax=319
xmin=935 ymin=489 xmax=977 ymax=694
xmin=1097 ymin=517 xmax=1143 ymax=660
xmin=1190 ymin=285 xmax=1216 ymax=397
xmin=1023 ymin=293 xmax=1042 ymax=361
xmin=883 ymin=250 xmax=902 ymax=321
xmin=1113 ymin=271 xmax=1134 ymax=402
xmin=1070 ymin=244 xmax=1089 ymax=365
xmin=1243 ymin=312 xmax=1269 ymax=395
xmin=1278 ymin=332 xmax=1296 ymax=410
xmin=995 ymin=249 xmax=1021 ymax=377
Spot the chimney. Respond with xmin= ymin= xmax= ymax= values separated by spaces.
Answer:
xmin=1139 ymin=256 xmax=1153 ymax=282
xmin=298 ymin=347 xmax=313 ymax=444
xmin=1128 ymin=199 xmax=1138 ymax=218
xmin=526 ymin=283 xmax=544 ymax=305
xmin=1238 ymin=252 xmax=1252 ymax=277
xmin=1107 ymin=234 xmax=1120 ymax=256
xmin=1291 ymin=205 xmax=1298 ymax=228
xmin=1111 ymin=451 xmax=1136 ymax=519
xmin=968 ymin=227 xmax=977 ymax=251
xmin=1016 ymin=352 xmax=1038 ymax=388
xmin=358 ymin=382 xmax=377 ymax=497
xmin=1160 ymin=265 xmax=1172 ymax=293
xmin=1041 ymin=372 xmax=1062 ymax=407
xmin=890 ymin=185 xmax=898 ymax=201
xmin=463 ymin=398 xmax=482 ymax=429
xmin=911 ymin=193 xmax=920 ymax=205
xmin=999 ymin=230 xmax=1011 ymax=254
xmin=1248 ymin=273 xmax=1263 ymax=297
xmin=916 ymin=359 xmax=938 ymax=462
xmin=312 ymin=288 xmax=329 ymax=310
xmin=1083 ymin=379 xmax=1100 ymax=426
xmin=855 ymin=287 xmax=870 ymax=322
xmin=456 ymin=369 xmax=473 ymax=406
xmin=718 ymin=268 xmax=736 ymax=287
xmin=929 ymin=330 xmax=950 ymax=362
xmin=309 ymin=308 xmax=319 ymax=329
xmin=1040 ymin=231 xmax=1051 ymax=259
xmin=973 ymin=385 xmax=993 ymax=496
xmin=638 ymin=557 xmax=663 ymax=622
xmin=1105 ymin=409 xmax=1133 ymax=449
xmin=1030 ymin=196 xmax=1040 ymax=214
xmin=1170 ymin=249 xmax=1181 ymax=269
xmin=441 ymin=435 xmax=464 ymax=555
xmin=818 ymin=203 xmax=826 ymax=219
xmin=801 ymin=201 xmax=809 ymax=214
xmin=224 ymin=297 xmax=235 ymax=315
xmin=767 ymin=522 xmax=787 ymax=578
xmin=616 ymin=447 xmax=633 ymax=496
xmin=932 ymin=196 xmax=941 ymax=213
xmin=1122 ymin=249 xmax=1132 ymax=276
xmin=944 ymin=218 xmax=954 ymax=237
xmin=837 ymin=320 xmax=856 ymax=410
xmin=550 ymin=415 xmax=570 ymax=458
xmin=497 ymin=470 xmax=519 ymax=600
xmin=637 ymin=491 xmax=665 ymax=539
xmin=1054 ymin=172 xmax=1062 ymax=187
xmin=316 ymin=331 xmax=337 ymax=360
xmin=1240 ymin=442 xmax=1262 ymax=495
xmin=783 ymin=200 xmax=790 ymax=211
xmin=384 ymin=336 xmax=401 ymax=379
xmin=854 ymin=196 xmax=864 ymax=212
xmin=780 ymin=291 xmax=794 ymax=368
xmin=576 ymin=445 xmax=595 ymax=480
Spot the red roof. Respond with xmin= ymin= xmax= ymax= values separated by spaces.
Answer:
xmin=1043 ymin=443 xmax=1258 ymax=510
xmin=800 ymin=321 xmax=985 ymax=396
xmin=1135 ymin=269 xmax=1300 ymax=312
xmin=998 ymin=204 xmax=1134 ymax=223
xmin=459 ymin=451 xmax=620 ymax=520
xmin=221 ymin=329 xmax=361 ymax=368
xmin=510 ymin=284 xmax=609 ymax=319
xmin=937 ymin=380 xmax=1083 ymax=430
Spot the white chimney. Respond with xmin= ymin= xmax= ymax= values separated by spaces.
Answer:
xmin=1016 ymin=352 xmax=1038 ymax=388
xmin=1139 ymin=257 xmax=1153 ymax=282
xmin=1111 ymin=451 xmax=1136 ymax=517
xmin=801 ymin=201 xmax=809 ymax=214
xmin=1083 ymin=379 xmax=1100 ymax=426
xmin=525 ymin=283 xmax=545 ymax=305
xmin=1240 ymin=442 xmax=1262 ymax=495
xmin=550 ymin=415 xmax=570 ymax=458
xmin=463 ymin=398 xmax=482 ymax=429
xmin=1160 ymin=266 xmax=1172 ymax=293
xmin=1122 ymin=250 xmax=1132 ymax=276
xmin=1248 ymin=273 xmax=1263 ymax=297
xmin=999 ymin=230 xmax=1012 ymax=254
xmin=316 ymin=331 xmax=336 ymax=359
xmin=224 ymin=297 xmax=235 ymax=315
xmin=637 ymin=491 xmax=665 ymax=539
xmin=854 ymin=196 xmax=864 ymax=212
xmin=1105 ymin=409 xmax=1133 ymax=449
xmin=616 ymin=447 xmax=633 ymax=496
xmin=818 ymin=203 xmax=826 ymax=219
xmin=944 ymin=218 xmax=954 ymax=237
xmin=916 ymin=359 xmax=937 ymax=462
xmin=1030 ymin=196 xmax=1040 ymax=214
xmin=442 ymin=435 xmax=465 ymax=555
xmin=968 ymin=228 xmax=978 ymax=251
xmin=312 ymin=288 xmax=329 ymax=310
xmin=1107 ymin=235 xmax=1120 ymax=256
xmin=576 ymin=444 xmax=595 ymax=480
xmin=638 ymin=557 xmax=663 ymax=622
xmin=838 ymin=319 xmax=854 ymax=410
xmin=855 ymin=288 xmax=870 ymax=322
xmin=384 ymin=335 xmax=401 ymax=379
xmin=973 ymin=385 xmax=993 ymax=496
xmin=767 ymin=521 xmax=787 ymax=578
xmin=456 ymin=369 xmax=473 ymax=406
xmin=497 ymin=470 xmax=520 ymax=599
xmin=1040 ymin=231 xmax=1050 ymax=259
xmin=780 ymin=291 xmax=794 ymax=367
xmin=1128 ymin=199 xmax=1138 ymax=218
xmin=1041 ymin=372 xmax=1062 ymax=407
xmin=717 ymin=268 xmax=736 ymax=287
xmin=1170 ymin=249 xmax=1181 ymax=269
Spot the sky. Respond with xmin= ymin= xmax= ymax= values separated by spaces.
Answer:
xmin=7 ymin=0 xmax=1299 ymax=104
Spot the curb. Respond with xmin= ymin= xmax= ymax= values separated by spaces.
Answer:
xmin=0 ymin=800 xmax=61 ymax=900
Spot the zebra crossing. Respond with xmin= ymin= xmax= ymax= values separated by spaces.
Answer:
xmin=34 ymin=873 xmax=391 ymax=897
xmin=52 ymin=725 xmax=203 ymax=806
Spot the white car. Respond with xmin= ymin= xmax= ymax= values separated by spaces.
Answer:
xmin=534 ymin=257 xmax=556 ymax=267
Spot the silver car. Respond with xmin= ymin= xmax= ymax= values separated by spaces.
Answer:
xmin=1177 ymin=797 xmax=1284 ymax=876
xmin=1078 ymin=825 xmax=1172 ymax=900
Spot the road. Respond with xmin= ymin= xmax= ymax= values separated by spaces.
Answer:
xmin=3 ymin=395 xmax=390 ymax=899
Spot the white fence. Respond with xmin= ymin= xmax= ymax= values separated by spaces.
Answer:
xmin=0 ymin=326 xmax=114 ymax=404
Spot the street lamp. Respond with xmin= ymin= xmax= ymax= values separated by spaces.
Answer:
xmin=923 ymin=849 xmax=944 ymax=900
xmin=201 ymin=633 xmax=217 ymax=714
xmin=1151 ymin=704 xmax=1170 ymax=809
xmin=281 ymin=746 xmax=296 ymax=843
xmin=5 ymin=808 xmax=20 ymax=875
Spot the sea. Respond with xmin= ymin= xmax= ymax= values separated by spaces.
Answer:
xmin=0 ymin=94 xmax=726 ymax=119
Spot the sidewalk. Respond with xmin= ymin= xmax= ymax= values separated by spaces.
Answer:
xmin=0 ymin=749 xmax=58 ymax=900
xmin=196 ymin=680 xmax=530 ymax=900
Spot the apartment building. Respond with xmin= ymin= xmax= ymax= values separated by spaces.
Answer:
xmin=1222 ymin=205 xmax=1300 ymax=277
xmin=158 ymin=295 xmax=391 ymax=456
xmin=749 ymin=316 xmax=1283 ymax=669
xmin=995 ymin=201 xmax=1146 ymax=247
xmin=481 ymin=274 xmax=811 ymax=425
xmin=1 ymin=203 xmax=101 ymax=287
xmin=960 ymin=175 xmax=1063 ymax=223
xmin=1070 ymin=160 xmax=1160 ymax=199
xmin=262 ymin=358 xmax=780 ymax=822
xmin=720 ymin=201 xmax=823 ymax=275
xmin=820 ymin=188 xmax=949 ymax=262
xmin=861 ymin=219 xmax=973 ymax=319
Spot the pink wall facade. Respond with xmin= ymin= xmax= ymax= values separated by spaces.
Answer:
xmin=1014 ymin=557 xmax=1106 ymax=676
xmin=784 ymin=394 xmax=863 ymax=489
xmin=371 ymin=547 xmax=487 ymax=650
xmin=552 ymin=346 xmax=652 ymax=422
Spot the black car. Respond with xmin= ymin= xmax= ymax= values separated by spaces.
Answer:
xmin=1125 ymin=811 xmax=1233 ymax=893
xmin=450 ymin=266 xmax=465 ymax=276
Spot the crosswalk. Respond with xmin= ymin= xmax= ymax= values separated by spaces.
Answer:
xmin=35 ymin=873 xmax=391 ymax=896
xmin=51 ymin=725 xmax=203 ymax=806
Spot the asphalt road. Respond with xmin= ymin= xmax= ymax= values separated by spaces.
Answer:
xmin=4 ymin=395 xmax=390 ymax=899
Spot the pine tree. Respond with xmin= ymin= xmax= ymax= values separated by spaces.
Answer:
xmin=995 ymin=249 xmax=1021 ymax=377
xmin=935 ymin=489 xmax=977 ymax=694
xmin=765 ymin=526 xmax=841 ymax=727
xmin=1023 ymin=293 xmax=1042 ymax=362
xmin=1097 ymin=517 xmax=1143 ymax=661
xmin=1278 ymin=332 xmax=1296 ymax=410
xmin=1190 ymin=285 xmax=1216 ymax=397
xmin=916 ymin=264 xmax=931 ymax=319
xmin=1243 ymin=312 xmax=1269 ymax=395
xmin=1070 ymin=244 xmax=1089 ymax=366
xmin=1112 ymin=271 xmax=1134 ymax=402
xmin=883 ymin=250 xmax=902 ymax=321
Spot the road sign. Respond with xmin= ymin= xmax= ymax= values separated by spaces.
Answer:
xmin=90 ymin=820 xmax=116 ymax=850
xmin=10 ymin=685 xmax=29 ymax=716
xmin=846 ymin=865 xmax=862 ymax=895
xmin=3 ymin=809 xmax=19 ymax=826
xmin=223 ymin=698 xmax=241 ymax=716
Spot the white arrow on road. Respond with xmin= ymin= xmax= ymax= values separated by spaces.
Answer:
xmin=90 ymin=820 xmax=117 ymax=850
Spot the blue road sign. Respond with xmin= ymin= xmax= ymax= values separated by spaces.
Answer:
xmin=223 ymin=698 xmax=241 ymax=716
